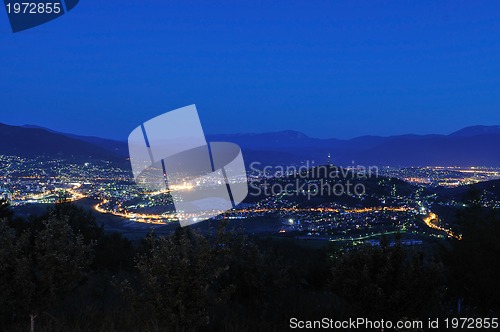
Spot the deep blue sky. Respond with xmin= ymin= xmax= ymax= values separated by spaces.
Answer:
xmin=1 ymin=1 xmax=500 ymax=140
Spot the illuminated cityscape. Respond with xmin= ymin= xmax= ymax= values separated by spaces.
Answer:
xmin=379 ymin=166 xmax=500 ymax=187
xmin=2 ymin=1 xmax=500 ymax=329
xmin=1 ymin=153 xmax=487 ymax=244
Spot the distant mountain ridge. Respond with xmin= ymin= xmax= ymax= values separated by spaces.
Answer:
xmin=449 ymin=125 xmax=500 ymax=137
xmin=211 ymin=126 xmax=500 ymax=167
xmin=21 ymin=125 xmax=129 ymax=156
xmin=0 ymin=123 xmax=124 ymax=162
xmin=2 ymin=123 xmax=500 ymax=167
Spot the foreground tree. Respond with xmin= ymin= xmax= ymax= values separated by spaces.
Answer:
xmin=127 ymin=227 xmax=228 ymax=330
xmin=0 ymin=198 xmax=13 ymax=220
xmin=448 ymin=188 xmax=500 ymax=314
xmin=329 ymin=235 xmax=445 ymax=320
xmin=0 ymin=213 xmax=93 ymax=331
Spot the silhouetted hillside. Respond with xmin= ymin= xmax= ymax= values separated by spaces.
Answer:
xmin=433 ymin=178 xmax=500 ymax=199
xmin=449 ymin=125 xmax=500 ymax=137
xmin=0 ymin=123 xmax=123 ymax=161
xmin=245 ymin=164 xmax=417 ymax=207
xmin=213 ymin=127 xmax=500 ymax=167
xmin=4 ymin=123 xmax=500 ymax=167
xmin=348 ymin=134 xmax=500 ymax=167
xmin=22 ymin=124 xmax=129 ymax=157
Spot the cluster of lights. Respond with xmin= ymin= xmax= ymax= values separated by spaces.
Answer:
xmin=423 ymin=212 xmax=462 ymax=240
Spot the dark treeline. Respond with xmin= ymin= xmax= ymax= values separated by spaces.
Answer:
xmin=0 ymin=194 xmax=499 ymax=331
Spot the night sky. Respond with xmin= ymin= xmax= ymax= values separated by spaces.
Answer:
xmin=1 ymin=0 xmax=500 ymax=140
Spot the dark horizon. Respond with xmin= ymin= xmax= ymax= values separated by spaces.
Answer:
xmin=2 ymin=120 xmax=500 ymax=142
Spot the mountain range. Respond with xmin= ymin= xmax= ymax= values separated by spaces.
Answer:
xmin=0 ymin=123 xmax=123 ymax=162
xmin=211 ymin=125 xmax=500 ymax=167
xmin=1 ymin=123 xmax=500 ymax=167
